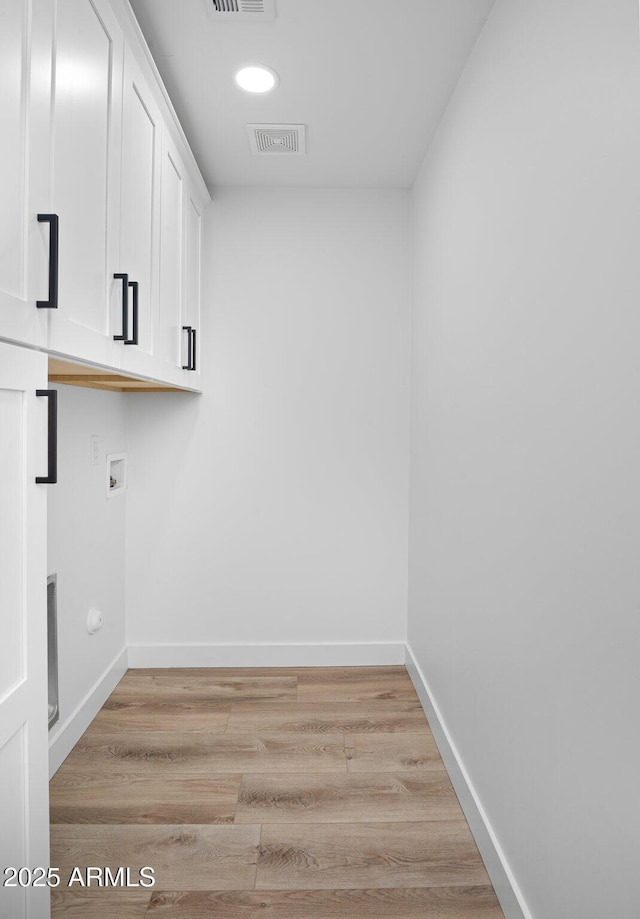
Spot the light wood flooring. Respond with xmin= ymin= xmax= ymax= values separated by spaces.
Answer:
xmin=50 ymin=666 xmax=505 ymax=918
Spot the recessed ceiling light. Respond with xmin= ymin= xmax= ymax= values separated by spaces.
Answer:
xmin=235 ymin=64 xmax=279 ymax=94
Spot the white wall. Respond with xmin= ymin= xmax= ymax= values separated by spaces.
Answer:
xmin=47 ymin=385 xmax=128 ymax=760
xmin=408 ymin=1 xmax=640 ymax=917
xmin=126 ymin=188 xmax=411 ymax=660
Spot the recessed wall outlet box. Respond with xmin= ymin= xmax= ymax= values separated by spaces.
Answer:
xmin=106 ymin=452 xmax=127 ymax=498
xmin=90 ymin=434 xmax=103 ymax=466
xmin=87 ymin=608 xmax=103 ymax=634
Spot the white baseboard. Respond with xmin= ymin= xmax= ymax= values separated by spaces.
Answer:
xmin=127 ymin=641 xmax=406 ymax=668
xmin=48 ymin=646 xmax=128 ymax=778
xmin=405 ymin=644 xmax=532 ymax=919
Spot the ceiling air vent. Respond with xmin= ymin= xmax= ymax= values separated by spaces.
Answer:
xmin=247 ymin=124 xmax=306 ymax=155
xmin=206 ymin=0 xmax=276 ymax=21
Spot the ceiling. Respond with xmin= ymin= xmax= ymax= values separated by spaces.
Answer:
xmin=129 ymin=0 xmax=495 ymax=190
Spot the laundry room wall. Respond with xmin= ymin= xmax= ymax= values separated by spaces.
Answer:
xmin=125 ymin=187 xmax=411 ymax=664
xmin=47 ymin=384 xmax=129 ymax=771
xmin=407 ymin=0 xmax=640 ymax=917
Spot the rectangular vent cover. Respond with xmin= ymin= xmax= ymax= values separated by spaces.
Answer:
xmin=206 ymin=0 xmax=275 ymax=20
xmin=247 ymin=124 xmax=306 ymax=156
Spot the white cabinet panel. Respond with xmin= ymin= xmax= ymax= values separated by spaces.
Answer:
xmin=48 ymin=0 xmax=123 ymax=367
xmin=0 ymin=0 xmax=53 ymax=349
xmin=117 ymin=48 xmax=161 ymax=377
xmin=0 ymin=0 xmax=28 ymax=302
xmin=157 ymin=132 xmax=203 ymax=388
xmin=0 ymin=391 xmax=25 ymax=696
xmin=0 ymin=342 xmax=49 ymax=919
xmin=158 ymin=134 xmax=186 ymax=386
xmin=0 ymin=728 xmax=28 ymax=919
xmin=182 ymin=189 xmax=202 ymax=383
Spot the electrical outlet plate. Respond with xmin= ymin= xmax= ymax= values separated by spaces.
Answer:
xmin=90 ymin=434 xmax=103 ymax=466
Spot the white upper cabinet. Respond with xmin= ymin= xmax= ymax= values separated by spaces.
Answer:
xmin=157 ymin=133 xmax=203 ymax=388
xmin=47 ymin=0 xmax=124 ymax=367
xmin=0 ymin=0 xmax=209 ymax=387
xmin=182 ymin=186 xmax=203 ymax=384
xmin=158 ymin=132 xmax=187 ymax=386
xmin=117 ymin=47 xmax=162 ymax=378
xmin=0 ymin=0 xmax=54 ymax=349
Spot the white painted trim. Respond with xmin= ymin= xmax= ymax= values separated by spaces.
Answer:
xmin=127 ymin=642 xmax=406 ymax=668
xmin=48 ymin=646 xmax=128 ymax=778
xmin=405 ymin=644 xmax=532 ymax=919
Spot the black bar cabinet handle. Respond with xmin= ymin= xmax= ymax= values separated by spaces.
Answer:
xmin=191 ymin=328 xmax=197 ymax=372
xmin=125 ymin=280 xmax=139 ymax=345
xmin=36 ymin=214 xmax=59 ymax=309
xmin=35 ymin=390 xmax=57 ymax=484
xmin=113 ymin=273 xmax=128 ymax=340
xmin=182 ymin=325 xmax=192 ymax=370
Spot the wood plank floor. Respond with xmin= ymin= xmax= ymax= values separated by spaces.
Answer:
xmin=50 ymin=666 xmax=505 ymax=918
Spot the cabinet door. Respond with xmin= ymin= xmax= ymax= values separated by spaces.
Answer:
xmin=117 ymin=48 xmax=162 ymax=378
xmin=157 ymin=133 xmax=204 ymax=388
xmin=0 ymin=0 xmax=54 ymax=349
xmin=0 ymin=343 xmax=49 ymax=919
xmin=182 ymin=185 xmax=203 ymax=385
xmin=48 ymin=0 xmax=123 ymax=367
xmin=157 ymin=132 xmax=187 ymax=386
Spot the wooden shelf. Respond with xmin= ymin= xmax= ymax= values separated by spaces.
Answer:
xmin=48 ymin=357 xmax=196 ymax=393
